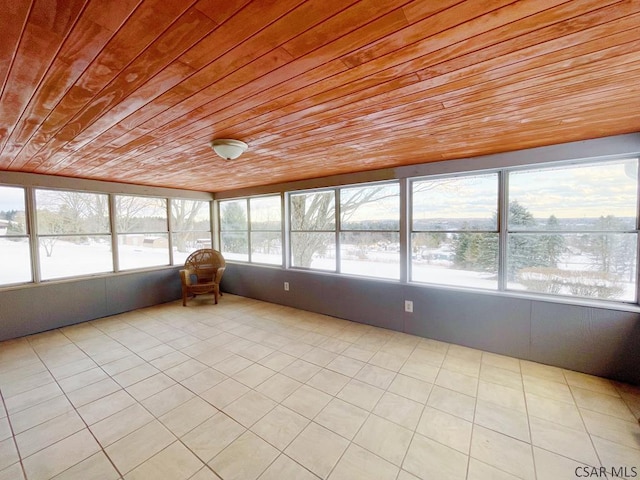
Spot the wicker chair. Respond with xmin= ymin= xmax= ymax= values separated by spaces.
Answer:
xmin=179 ymin=249 xmax=226 ymax=306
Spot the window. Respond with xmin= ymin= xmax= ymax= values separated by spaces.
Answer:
xmin=0 ymin=186 xmax=31 ymax=285
xmin=35 ymin=189 xmax=112 ymax=280
xmin=411 ymin=173 xmax=499 ymax=289
xmin=507 ymin=159 xmax=638 ymax=301
xmin=339 ymin=183 xmax=400 ymax=280
xmin=289 ymin=190 xmax=336 ymax=271
xmin=250 ymin=196 xmax=282 ymax=265
xmin=115 ymin=195 xmax=169 ymax=270
xmin=171 ymin=199 xmax=211 ymax=264
xmin=219 ymin=199 xmax=249 ymax=261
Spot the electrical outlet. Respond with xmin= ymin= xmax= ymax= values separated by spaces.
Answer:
xmin=404 ymin=300 xmax=413 ymax=313
xmin=284 ymin=282 xmax=290 ymax=291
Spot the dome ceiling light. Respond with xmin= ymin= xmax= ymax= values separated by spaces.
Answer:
xmin=210 ymin=139 xmax=248 ymax=160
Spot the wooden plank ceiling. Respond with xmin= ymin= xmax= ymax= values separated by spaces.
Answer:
xmin=1 ymin=0 xmax=639 ymax=192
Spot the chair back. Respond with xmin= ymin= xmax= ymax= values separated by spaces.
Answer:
xmin=184 ymin=249 xmax=225 ymax=284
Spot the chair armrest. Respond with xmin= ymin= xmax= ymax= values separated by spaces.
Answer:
xmin=179 ymin=269 xmax=194 ymax=286
xmin=214 ymin=266 xmax=225 ymax=284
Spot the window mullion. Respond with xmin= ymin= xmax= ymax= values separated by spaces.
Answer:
xmin=499 ymin=170 xmax=509 ymax=291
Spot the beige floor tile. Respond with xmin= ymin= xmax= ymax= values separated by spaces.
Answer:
xmin=180 ymin=368 xmax=227 ymax=395
xmin=417 ymin=406 xmax=473 ymax=454
xmin=353 ymin=414 xmax=412 ymax=466
xmin=102 ymin=355 xmax=148 ymax=377
xmin=572 ymin=385 xmax=636 ymax=421
xmin=66 ymin=377 xmax=121 ymax=408
xmin=0 ymin=370 xmax=54 ymax=398
xmin=427 ymin=386 xmax=476 ymax=422
xmin=470 ymin=425 xmax=535 ymax=480
xmin=251 ymin=404 xmax=309 ymax=450
xmin=342 ymin=345 xmax=375 ymax=363
xmin=255 ymin=373 xmax=302 ymax=402
xmin=200 ymin=378 xmax=249 ymax=409
xmin=442 ymin=355 xmax=481 ymax=378
xmin=8 ymin=395 xmax=73 ymax=435
xmin=522 ymin=374 xmax=574 ymax=404
xmin=388 ymin=374 xmax=433 ymax=404
xmin=397 ymin=469 xmax=421 ymax=480
xmin=281 ymin=359 xmax=322 ymax=383
xmin=0 ymin=463 xmax=24 ymax=480
xmin=258 ymin=454 xmax=319 ymax=480
xmin=212 ymin=353 xmax=253 ymax=376
xmin=234 ymin=363 xmax=276 ymax=388
xmin=52 ymin=451 xmax=120 ymax=480
xmin=373 ymin=392 xmax=424 ymax=430
xmin=581 ymin=409 xmax=640 ymax=450
xmin=285 ymin=422 xmax=349 ymax=479
xmin=564 ymin=370 xmax=620 ymax=396
xmin=159 ymin=397 xmax=218 ymax=437
xmin=77 ymin=389 xmax=135 ymax=426
xmin=0 ymin=419 xmax=9 ymax=443
xmin=399 ymin=360 xmax=440 ymax=384
xmin=409 ymin=347 xmax=446 ymax=367
xmin=368 ymin=351 xmax=406 ymax=372
xmin=125 ymin=373 xmax=176 ymax=401
xmin=4 ymin=382 xmax=63 ymax=415
xmin=533 ymin=446 xmax=596 ymax=480
xmin=0 ymin=438 xmax=18 ymax=471
xmin=479 ymin=364 xmax=523 ymax=390
xmin=435 ymin=368 xmax=478 ymax=397
xmin=336 ymin=379 xmax=384 ymax=411
xmin=520 ymin=361 xmax=566 ymax=384
xmin=189 ymin=467 xmax=222 ymax=480
xmin=325 ymin=355 xmax=365 ymax=377
xmin=481 ymin=352 xmax=521 ymax=374
xmin=447 ymin=344 xmax=482 ymax=362
xmin=105 ymin=420 xmax=176 ymax=475
xmin=474 ymin=399 xmax=530 ymax=442
xmin=467 ymin=458 xmax=520 ymax=480
xmin=15 ymin=410 xmax=85 ymax=458
xmin=529 ymin=416 xmax=599 ymax=466
xmin=223 ymin=390 xmax=277 ymax=428
xmin=329 ymin=443 xmax=399 ymax=480
xmin=592 ymin=436 xmax=640 ymax=474
xmin=525 ymin=392 xmax=585 ymax=432
xmin=403 ymin=433 xmax=468 ymax=480
xmin=302 ymin=347 xmax=337 ymax=367
xmin=209 ymin=431 xmax=279 ymax=480
xmin=90 ymin=403 xmax=154 ymax=447
xmin=477 ymin=380 xmax=526 ymax=413
xmin=307 ymin=369 xmax=350 ymax=396
xmin=125 ymin=441 xmax=204 ymax=480
xmin=22 ymin=429 xmax=100 ymax=480
xmin=182 ymin=412 xmax=246 ymax=463
xmin=258 ymin=351 xmax=297 ymax=371
xmin=354 ymin=364 xmax=396 ymax=390
xmin=141 ymin=383 xmax=195 ymax=417
xmin=282 ymin=385 xmax=332 ymax=419
xmin=314 ymin=398 xmax=369 ymax=440
xmin=57 ymin=367 xmax=109 ymax=393
xmin=150 ymin=351 xmax=191 ymax=371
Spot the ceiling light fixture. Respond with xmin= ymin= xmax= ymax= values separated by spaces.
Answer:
xmin=210 ymin=139 xmax=248 ymax=160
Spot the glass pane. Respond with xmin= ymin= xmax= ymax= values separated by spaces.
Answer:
xmin=508 ymin=233 xmax=637 ymax=302
xmin=411 ymin=232 xmax=498 ymax=289
xmin=0 ymin=186 xmax=27 ymax=235
xmin=339 ymin=232 xmax=399 ymax=279
xmin=250 ymin=196 xmax=281 ymax=231
xmin=171 ymin=199 xmax=210 ymax=231
xmin=412 ymin=173 xmax=498 ymax=231
xmin=36 ymin=189 xmax=109 ymax=234
xmin=251 ymin=231 xmax=282 ymax=265
xmin=117 ymin=234 xmax=169 ymax=270
xmin=115 ymin=196 xmax=167 ymax=233
xmin=340 ymin=183 xmax=400 ymax=230
xmin=0 ymin=237 xmax=31 ymax=284
xmin=508 ymin=159 xmax=638 ymax=231
xmin=291 ymin=232 xmax=335 ymax=270
xmin=290 ymin=191 xmax=335 ymax=231
xmin=220 ymin=200 xmax=248 ymax=231
xmin=172 ymin=232 xmax=211 ymax=264
xmin=221 ymin=232 xmax=248 ymax=261
xmin=40 ymin=235 xmax=113 ymax=279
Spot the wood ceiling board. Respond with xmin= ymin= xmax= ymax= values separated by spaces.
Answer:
xmin=1 ymin=0 xmax=639 ymax=192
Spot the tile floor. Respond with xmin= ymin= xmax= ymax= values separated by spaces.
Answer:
xmin=0 ymin=294 xmax=639 ymax=480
